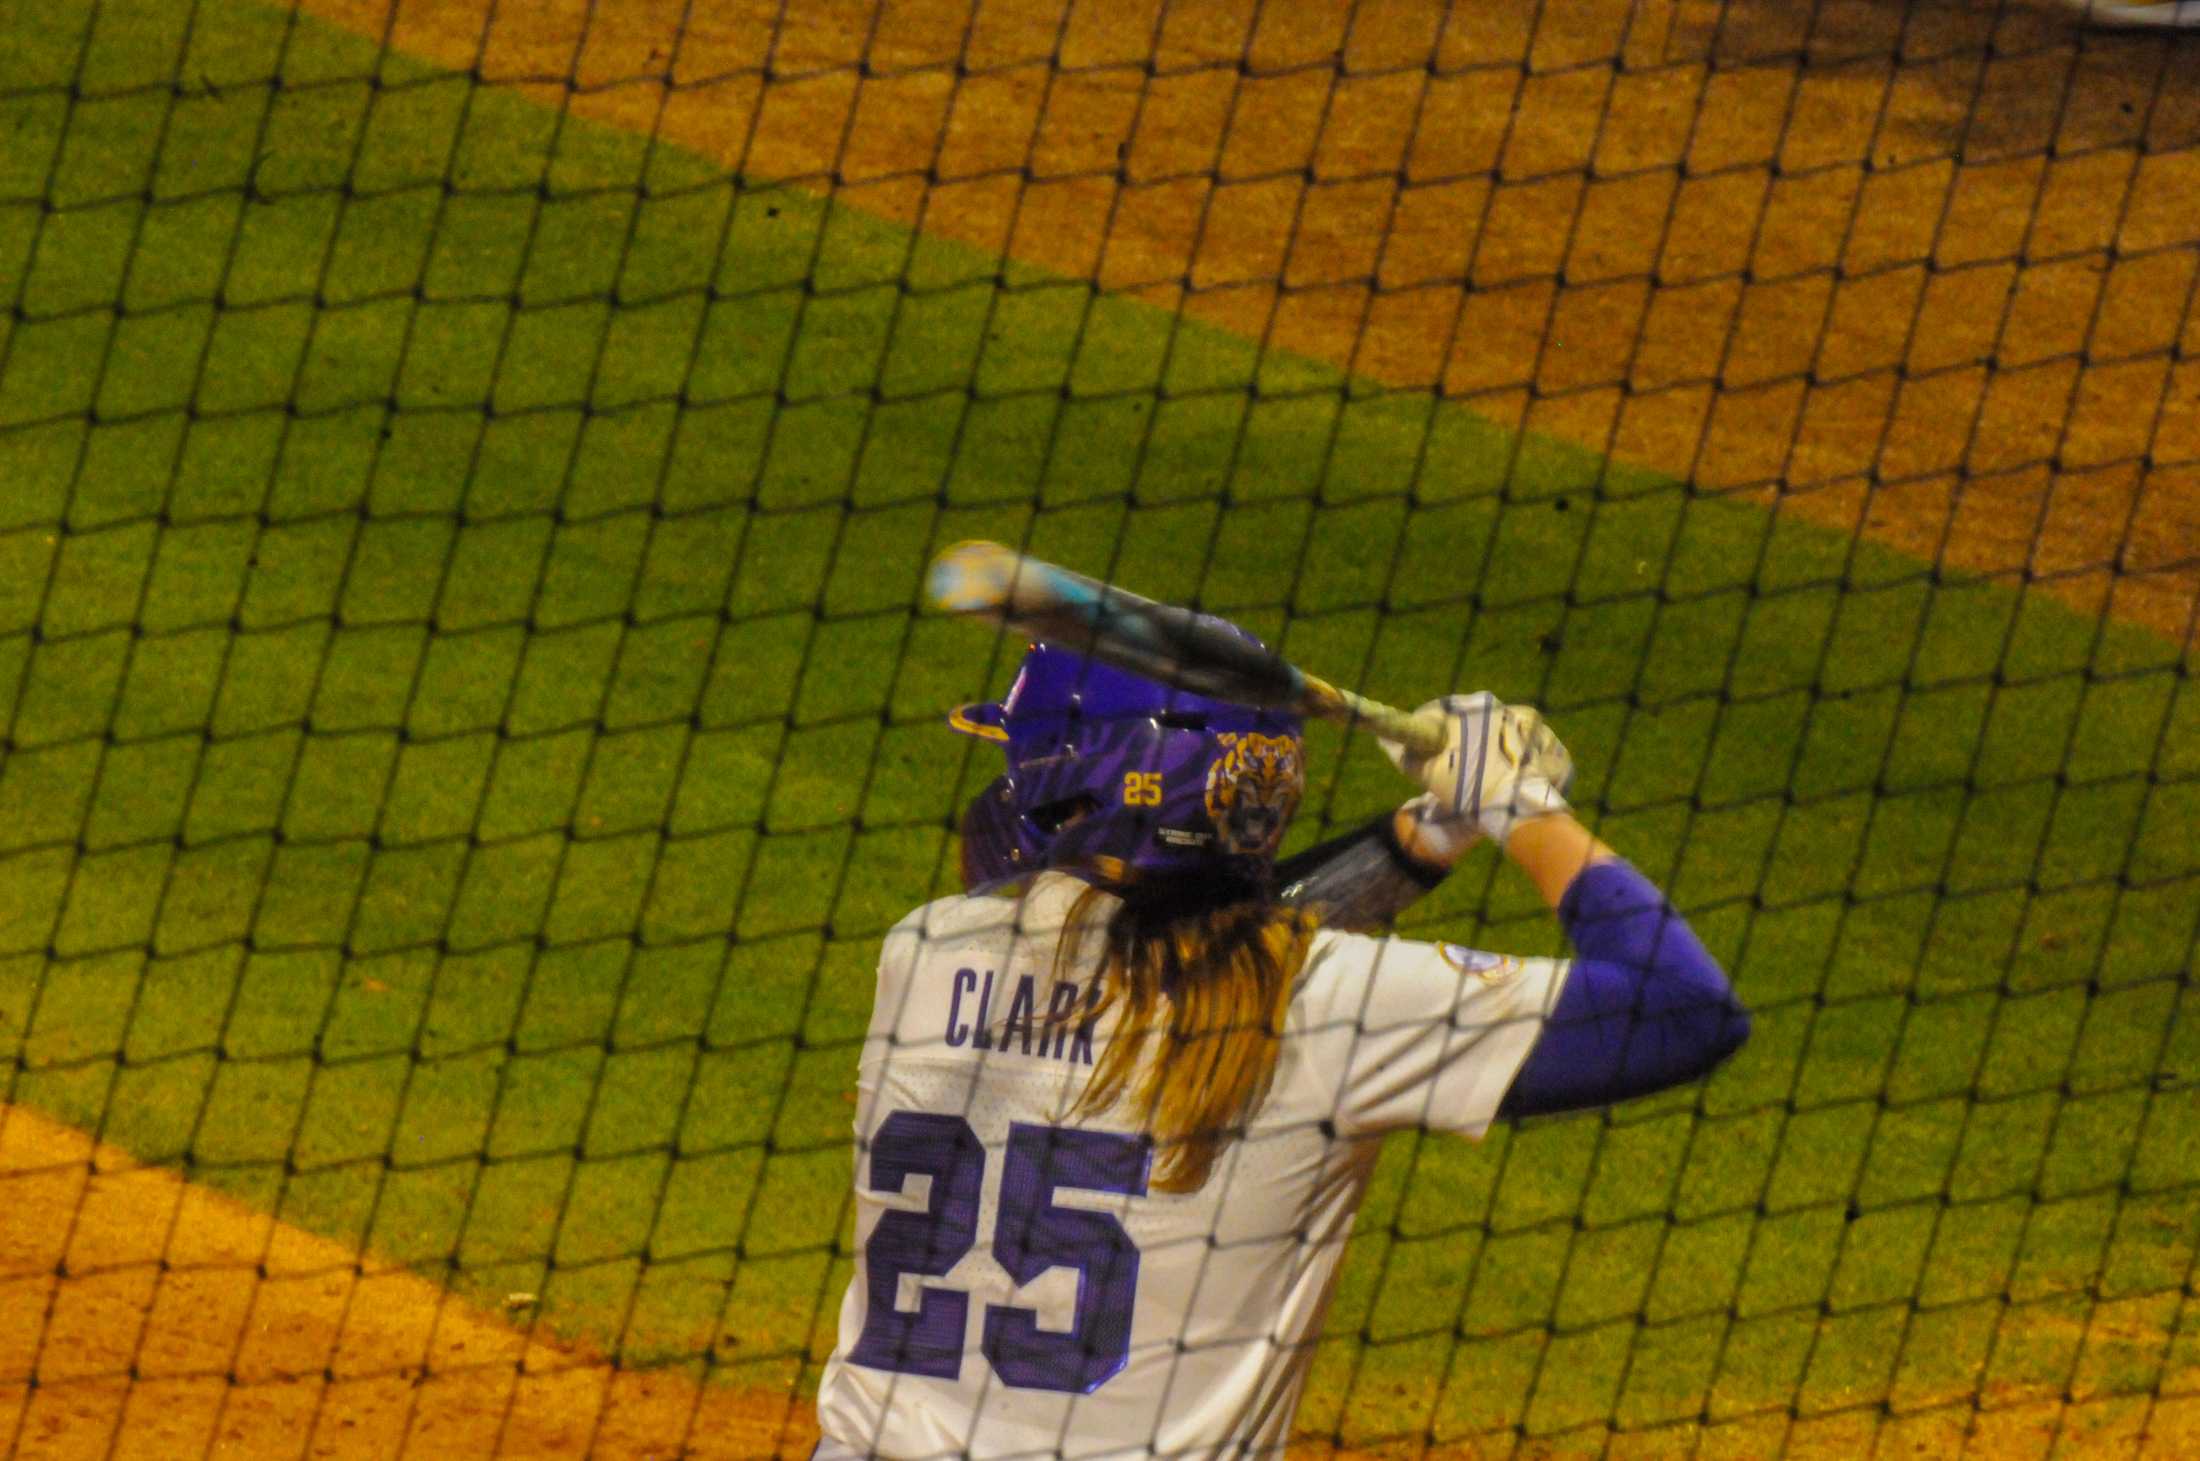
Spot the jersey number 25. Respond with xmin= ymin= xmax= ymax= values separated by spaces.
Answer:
xmin=848 ymin=1111 xmax=1151 ymax=1394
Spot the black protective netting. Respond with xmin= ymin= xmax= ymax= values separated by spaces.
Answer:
xmin=1 ymin=1 xmax=2196 ymax=1457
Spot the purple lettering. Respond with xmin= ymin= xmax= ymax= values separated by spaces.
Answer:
xmin=1042 ymin=981 xmax=1081 ymax=1059
xmin=1003 ymin=975 xmax=1036 ymax=1055
xmin=972 ymin=969 xmax=996 ymax=1051
xmin=945 ymin=968 xmax=975 ymax=1047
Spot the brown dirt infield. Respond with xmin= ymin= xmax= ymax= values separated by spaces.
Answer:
xmin=295 ymin=0 xmax=2198 ymax=646
xmin=12 ymin=2 xmax=2199 ymax=1457
xmin=7 ymin=1099 xmax=2197 ymax=1456
xmin=0 ymin=1104 xmax=820 ymax=1458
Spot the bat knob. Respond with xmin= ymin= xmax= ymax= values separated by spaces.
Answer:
xmin=927 ymin=540 xmax=1019 ymax=615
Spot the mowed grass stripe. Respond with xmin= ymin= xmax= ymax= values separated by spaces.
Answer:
xmin=0 ymin=0 xmax=2194 ymax=1441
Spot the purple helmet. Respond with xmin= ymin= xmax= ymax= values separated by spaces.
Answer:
xmin=950 ymin=639 xmax=1306 ymax=891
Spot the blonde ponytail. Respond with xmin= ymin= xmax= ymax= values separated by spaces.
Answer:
xmin=1051 ymin=883 xmax=1318 ymax=1193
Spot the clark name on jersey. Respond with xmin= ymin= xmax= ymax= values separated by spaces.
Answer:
xmin=814 ymin=873 xmax=1568 ymax=1460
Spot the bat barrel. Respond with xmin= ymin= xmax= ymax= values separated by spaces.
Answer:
xmin=928 ymin=539 xmax=1448 ymax=756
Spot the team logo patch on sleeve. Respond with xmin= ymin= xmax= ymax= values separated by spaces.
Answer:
xmin=1439 ymin=944 xmax=1518 ymax=982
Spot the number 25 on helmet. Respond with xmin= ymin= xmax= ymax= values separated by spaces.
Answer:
xmin=948 ymin=634 xmax=1306 ymax=892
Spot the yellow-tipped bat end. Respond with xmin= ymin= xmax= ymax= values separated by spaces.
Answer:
xmin=926 ymin=540 xmax=1020 ymax=615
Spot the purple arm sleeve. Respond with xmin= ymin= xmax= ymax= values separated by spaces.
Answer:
xmin=1497 ymin=859 xmax=1750 ymax=1118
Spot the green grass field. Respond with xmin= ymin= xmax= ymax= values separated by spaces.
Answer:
xmin=2 ymin=0 xmax=2197 ymax=1448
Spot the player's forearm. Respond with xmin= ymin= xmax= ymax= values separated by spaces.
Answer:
xmin=1499 ymin=810 xmax=1615 ymax=908
xmin=1273 ymin=803 xmax=1456 ymax=933
xmin=1279 ymin=801 xmax=1613 ymax=938
xmin=1497 ymin=856 xmax=1750 ymax=1117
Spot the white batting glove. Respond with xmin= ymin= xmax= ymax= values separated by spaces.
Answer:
xmin=1380 ymin=692 xmax=1573 ymax=846
xmin=1392 ymin=793 xmax=1480 ymax=867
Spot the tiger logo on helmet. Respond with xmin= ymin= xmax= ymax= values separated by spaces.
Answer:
xmin=1204 ymin=732 xmax=1304 ymax=858
xmin=947 ymin=635 xmax=1306 ymax=890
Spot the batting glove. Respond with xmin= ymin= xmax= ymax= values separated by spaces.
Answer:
xmin=1380 ymin=692 xmax=1573 ymax=846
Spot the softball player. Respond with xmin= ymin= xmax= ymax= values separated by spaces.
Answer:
xmin=813 ymin=635 xmax=1749 ymax=1458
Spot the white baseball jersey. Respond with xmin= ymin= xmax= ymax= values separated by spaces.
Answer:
xmin=815 ymin=873 xmax=1569 ymax=1460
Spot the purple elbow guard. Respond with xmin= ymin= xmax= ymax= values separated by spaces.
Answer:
xmin=1497 ymin=860 xmax=1750 ymax=1118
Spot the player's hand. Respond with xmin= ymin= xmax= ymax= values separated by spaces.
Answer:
xmin=1391 ymin=793 xmax=1480 ymax=869
xmin=1379 ymin=692 xmax=1573 ymax=845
